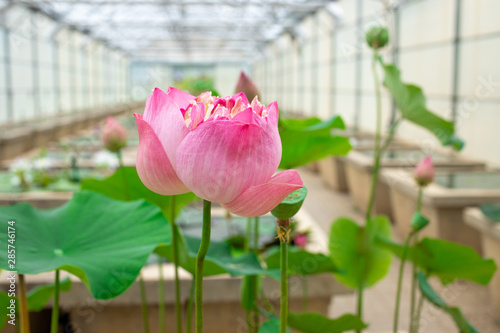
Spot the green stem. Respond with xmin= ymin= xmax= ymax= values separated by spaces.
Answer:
xmin=18 ymin=274 xmax=31 ymax=333
xmin=356 ymin=260 xmax=364 ymax=333
xmin=245 ymin=217 xmax=252 ymax=252
xmin=186 ymin=276 xmax=195 ymax=333
xmin=302 ymin=275 xmax=308 ymax=312
xmin=393 ymin=234 xmax=412 ymax=333
xmin=116 ymin=150 xmax=130 ymax=200
xmin=252 ymin=217 xmax=260 ymax=332
xmin=170 ymin=196 xmax=183 ymax=333
xmin=195 ymin=200 xmax=212 ymax=333
xmin=158 ymin=256 xmax=165 ymax=333
xmin=365 ymin=50 xmax=383 ymax=221
xmin=50 ymin=270 xmax=60 ymax=333
xmin=278 ymin=219 xmax=290 ymax=333
xmin=259 ymin=288 xmax=274 ymax=314
xmin=413 ymin=294 xmax=425 ymax=333
xmin=139 ymin=274 xmax=150 ymax=333
xmin=410 ymin=187 xmax=424 ymax=332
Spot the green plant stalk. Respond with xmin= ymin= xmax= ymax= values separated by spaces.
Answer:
xmin=413 ymin=293 xmax=425 ymax=333
xmin=244 ymin=217 xmax=252 ymax=332
xmin=186 ymin=276 xmax=195 ymax=333
xmin=393 ymin=234 xmax=412 ymax=333
xmin=158 ymin=256 xmax=165 ymax=333
xmin=170 ymin=196 xmax=183 ymax=333
xmin=18 ymin=274 xmax=31 ymax=333
xmin=139 ymin=274 xmax=150 ymax=333
xmin=50 ymin=270 xmax=60 ymax=333
xmin=410 ymin=186 xmax=424 ymax=332
xmin=356 ymin=48 xmax=384 ymax=333
xmin=117 ymin=151 xmax=150 ymax=333
xmin=277 ymin=218 xmax=290 ymax=333
xmin=365 ymin=50 xmax=383 ymax=221
xmin=195 ymin=200 xmax=212 ymax=333
xmin=252 ymin=217 xmax=260 ymax=332
xmin=302 ymin=275 xmax=308 ymax=312
xmin=116 ymin=150 xmax=130 ymax=199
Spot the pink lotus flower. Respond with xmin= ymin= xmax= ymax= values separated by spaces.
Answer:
xmin=414 ymin=156 xmax=435 ymax=186
xmin=234 ymin=72 xmax=260 ymax=102
xmin=135 ymin=87 xmax=303 ymax=217
xmin=102 ymin=116 xmax=128 ymax=152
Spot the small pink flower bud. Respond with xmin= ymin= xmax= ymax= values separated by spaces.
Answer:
xmin=414 ymin=156 xmax=435 ymax=186
xmin=294 ymin=233 xmax=308 ymax=250
xmin=102 ymin=116 xmax=127 ymax=153
xmin=234 ymin=72 xmax=260 ymax=102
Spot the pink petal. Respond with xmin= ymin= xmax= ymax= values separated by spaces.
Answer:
xmin=143 ymin=88 xmax=189 ymax=165
xmin=167 ymin=87 xmax=195 ymax=109
xmin=135 ymin=114 xmax=190 ymax=195
xmin=222 ymin=170 xmax=304 ymax=217
xmin=266 ymin=101 xmax=279 ymax=127
xmin=175 ymin=120 xmax=281 ymax=203
xmin=227 ymin=92 xmax=250 ymax=105
xmin=231 ymin=107 xmax=265 ymax=126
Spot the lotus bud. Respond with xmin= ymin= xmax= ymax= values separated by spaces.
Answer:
xmin=102 ymin=116 xmax=127 ymax=153
xmin=366 ymin=26 xmax=389 ymax=49
xmin=234 ymin=72 xmax=260 ymax=102
xmin=414 ymin=156 xmax=435 ymax=187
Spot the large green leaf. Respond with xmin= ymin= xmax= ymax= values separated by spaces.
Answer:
xmin=377 ymin=236 xmax=496 ymax=285
xmin=27 ymin=277 xmax=72 ymax=311
xmin=0 ymin=191 xmax=171 ymax=299
xmin=258 ymin=319 xmax=291 ymax=333
xmin=155 ymin=226 xmax=280 ymax=279
xmin=278 ymin=116 xmax=351 ymax=169
xmin=329 ymin=216 xmax=392 ymax=288
xmin=418 ymin=272 xmax=478 ymax=333
xmin=288 ymin=313 xmax=367 ymax=333
xmin=265 ymin=246 xmax=341 ymax=276
xmin=81 ymin=166 xmax=199 ymax=218
xmin=379 ymin=60 xmax=463 ymax=150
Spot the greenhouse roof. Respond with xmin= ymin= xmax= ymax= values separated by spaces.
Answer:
xmin=6 ymin=0 xmax=340 ymax=63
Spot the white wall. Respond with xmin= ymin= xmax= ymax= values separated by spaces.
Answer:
xmin=253 ymin=0 xmax=500 ymax=166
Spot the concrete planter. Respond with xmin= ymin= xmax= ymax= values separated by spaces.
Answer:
xmin=464 ymin=208 xmax=500 ymax=316
xmin=0 ymin=210 xmax=351 ymax=333
xmin=317 ymin=156 xmax=349 ymax=192
xmin=0 ymin=102 xmax=144 ymax=162
xmin=0 ymin=191 xmax=72 ymax=209
xmin=382 ymin=169 xmax=500 ymax=254
xmin=344 ymin=149 xmax=485 ymax=220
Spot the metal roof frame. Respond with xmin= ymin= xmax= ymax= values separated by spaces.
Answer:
xmin=8 ymin=0 xmax=337 ymax=63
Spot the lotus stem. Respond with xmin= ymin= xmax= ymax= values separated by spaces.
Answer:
xmin=413 ymin=294 xmax=425 ymax=333
xmin=50 ymin=270 xmax=60 ymax=333
xmin=410 ymin=186 xmax=424 ymax=332
xmin=195 ymin=200 xmax=212 ymax=333
xmin=252 ymin=216 xmax=260 ymax=332
xmin=18 ymin=274 xmax=31 ymax=333
xmin=277 ymin=218 xmax=290 ymax=333
xmin=139 ymin=274 xmax=150 ymax=333
xmin=186 ymin=276 xmax=195 ymax=333
xmin=302 ymin=275 xmax=308 ymax=312
xmin=170 ymin=196 xmax=183 ymax=333
xmin=158 ymin=256 xmax=165 ymax=333
xmin=393 ymin=234 xmax=412 ymax=333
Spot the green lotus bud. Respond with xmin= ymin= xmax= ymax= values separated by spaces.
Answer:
xmin=411 ymin=212 xmax=429 ymax=232
xmin=366 ymin=26 xmax=389 ymax=49
xmin=271 ymin=186 xmax=308 ymax=220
